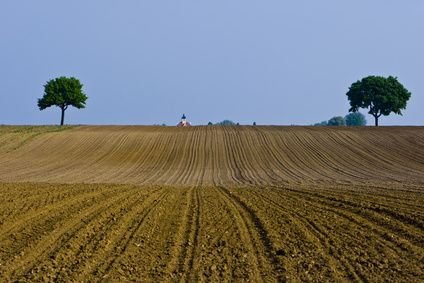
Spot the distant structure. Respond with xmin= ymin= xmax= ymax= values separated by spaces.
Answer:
xmin=177 ymin=114 xmax=191 ymax=127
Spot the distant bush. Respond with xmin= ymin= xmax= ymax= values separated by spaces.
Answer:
xmin=345 ymin=112 xmax=366 ymax=126
xmin=207 ymin=122 xmax=213 ymax=126
xmin=327 ymin=116 xmax=346 ymax=126
xmin=313 ymin=121 xmax=328 ymax=126
xmin=216 ymin=120 xmax=236 ymax=126
xmin=314 ymin=113 xmax=366 ymax=127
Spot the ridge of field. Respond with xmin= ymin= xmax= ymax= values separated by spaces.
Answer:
xmin=0 ymin=182 xmax=422 ymax=282
xmin=0 ymin=126 xmax=423 ymax=186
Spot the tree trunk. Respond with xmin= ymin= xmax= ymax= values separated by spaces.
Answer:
xmin=60 ymin=107 xmax=65 ymax=126
xmin=374 ymin=115 xmax=378 ymax=127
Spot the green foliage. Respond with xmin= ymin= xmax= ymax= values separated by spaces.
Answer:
xmin=345 ymin=112 xmax=366 ymax=126
xmin=346 ymin=76 xmax=411 ymax=126
xmin=38 ymin=77 xmax=88 ymax=125
xmin=216 ymin=120 xmax=236 ymax=126
xmin=327 ymin=116 xmax=346 ymax=126
xmin=313 ymin=121 xmax=328 ymax=126
xmin=253 ymin=122 xmax=256 ymax=126
xmin=207 ymin=122 xmax=213 ymax=126
xmin=314 ymin=113 xmax=366 ymax=127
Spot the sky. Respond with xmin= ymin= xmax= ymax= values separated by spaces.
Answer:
xmin=1 ymin=1 xmax=423 ymax=126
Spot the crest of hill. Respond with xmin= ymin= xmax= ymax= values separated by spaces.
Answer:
xmin=0 ymin=126 xmax=423 ymax=186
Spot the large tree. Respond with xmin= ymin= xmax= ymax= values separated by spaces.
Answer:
xmin=346 ymin=76 xmax=411 ymax=126
xmin=38 ymin=77 xmax=88 ymax=126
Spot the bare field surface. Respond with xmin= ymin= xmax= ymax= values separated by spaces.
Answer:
xmin=0 ymin=126 xmax=423 ymax=281
xmin=0 ymin=183 xmax=422 ymax=282
xmin=0 ymin=126 xmax=424 ymax=186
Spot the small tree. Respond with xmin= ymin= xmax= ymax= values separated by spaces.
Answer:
xmin=328 ymin=116 xmax=346 ymax=126
xmin=253 ymin=122 xmax=256 ymax=126
xmin=38 ymin=76 xmax=88 ymax=126
xmin=345 ymin=112 xmax=366 ymax=126
xmin=346 ymin=76 xmax=411 ymax=126
xmin=207 ymin=122 xmax=213 ymax=126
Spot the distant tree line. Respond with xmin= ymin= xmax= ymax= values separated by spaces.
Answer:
xmin=314 ymin=112 xmax=367 ymax=126
xmin=208 ymin=120 xmax=257 ymax=126
xmin=215 ymin=120 xmax=236 ymax=126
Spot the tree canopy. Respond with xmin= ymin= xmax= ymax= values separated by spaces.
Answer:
xmin=345 ymin=112 xmax=366 ymax=126
xmin=38 ymin=77 xmax=87 ymax=126
xmin=327 ymin=116 xmax=346 ymax=126
xmin=346 ymin=76 xmax=411 ymax=126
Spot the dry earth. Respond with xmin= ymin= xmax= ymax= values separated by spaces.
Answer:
xmin=0 ymin=126 xmax=423 ymax=282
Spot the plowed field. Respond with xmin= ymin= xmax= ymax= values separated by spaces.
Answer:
xmin=0 ymin=126 xmax=423 ymax=281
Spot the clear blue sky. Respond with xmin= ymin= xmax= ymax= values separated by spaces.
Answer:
xmin=1 ymin=1 xmax=423 ymax=125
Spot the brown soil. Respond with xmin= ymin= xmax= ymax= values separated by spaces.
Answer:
xmin=0 ymin=126 xmax=423 ymax=281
